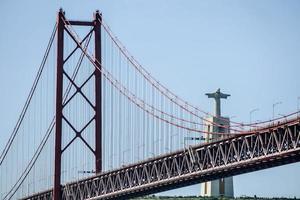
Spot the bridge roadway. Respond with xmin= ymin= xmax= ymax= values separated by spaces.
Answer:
xmin=23 ymin=117 xmax=300 ymax=200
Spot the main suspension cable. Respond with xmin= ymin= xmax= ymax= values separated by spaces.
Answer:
xmin=3 ymin=26 xmax=93 ymax=199
xmin=0 ymin=24 xmax=57 ymax=165
xmin=63 ymin=18 xmax=243 ymax=135
xmin=99 ymin=19 xmax=251 ymax=128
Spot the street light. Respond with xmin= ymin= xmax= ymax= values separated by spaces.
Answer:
xmin=249 ymin=108 xmax=259 ymax=124
xmin=297 ymin=97 xmax=300 ymax=117
xmin=168 ymin=133 xmax=179 ymax=152
xmin=272 ymin=102 xmax=282 ymax=119
xmin=109 ymin=153 xmax=117 ymax=170
xmin=136 ymin=144 xmax=145 ymax=160
xmin=154 ymin=138 xmax=162 ymax=154
xmin=122 ymin=149 xmax=130 ymax=165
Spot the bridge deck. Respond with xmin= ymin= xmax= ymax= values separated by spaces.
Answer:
xmin=23 ymin=118 xmax=300 ymax=200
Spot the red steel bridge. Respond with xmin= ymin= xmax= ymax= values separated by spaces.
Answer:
xmin=0 ymin=10 xmax=300 ymax=200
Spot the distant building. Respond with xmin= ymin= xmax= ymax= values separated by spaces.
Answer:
xmin=200 ymin=89 xmax=234 ymax=197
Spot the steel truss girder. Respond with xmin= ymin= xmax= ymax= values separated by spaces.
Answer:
xmin=22 ymin=118 xmax=300 ymax=200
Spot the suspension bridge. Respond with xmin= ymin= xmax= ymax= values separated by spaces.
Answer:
xmin=0 ymin=9 xmax=299 ymax=200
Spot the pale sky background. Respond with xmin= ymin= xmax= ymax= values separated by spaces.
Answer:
xmin=1 ymin=0 xmax=300 ymax=198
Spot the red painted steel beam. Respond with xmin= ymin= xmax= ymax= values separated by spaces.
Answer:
xmin=68 ymin=20 xmax=94 ymax=26
xmin=53 ymin=8 xmax=65 ymax=200
xmin=94 ymin=10 xmax=102 ymax=174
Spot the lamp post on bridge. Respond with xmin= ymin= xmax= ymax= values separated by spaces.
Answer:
xmin=136 ymin=144 xmax=145 ymax=161
xmin=108 ymin=153 xmax=117 ymax=170
xmin=154 ymin=138 xmax=162 ymax=154
xmin=170 ymin=133 xmax=178 ymax=152
xmin=249 ymin=108 xmax=259 ymax=125
xmin=297 ymin=97 xmax=300 ymax=117
xmin=272 ymin=101 xmax=282 ymax=119
xmin=122 ymin=149 xmax=131 ymax=166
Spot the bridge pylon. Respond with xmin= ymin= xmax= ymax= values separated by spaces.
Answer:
xmin=53 ymin=9 xmax=103 ymax=200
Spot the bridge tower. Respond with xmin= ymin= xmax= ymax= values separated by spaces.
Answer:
xmin=200 ymin=88 xmax=234 ymax=197
xmin=53 ymin=9 xmax=103 ymax=200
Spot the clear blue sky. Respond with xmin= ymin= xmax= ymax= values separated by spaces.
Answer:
xmin=1 ymin=0 xmax=300 ymax=197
